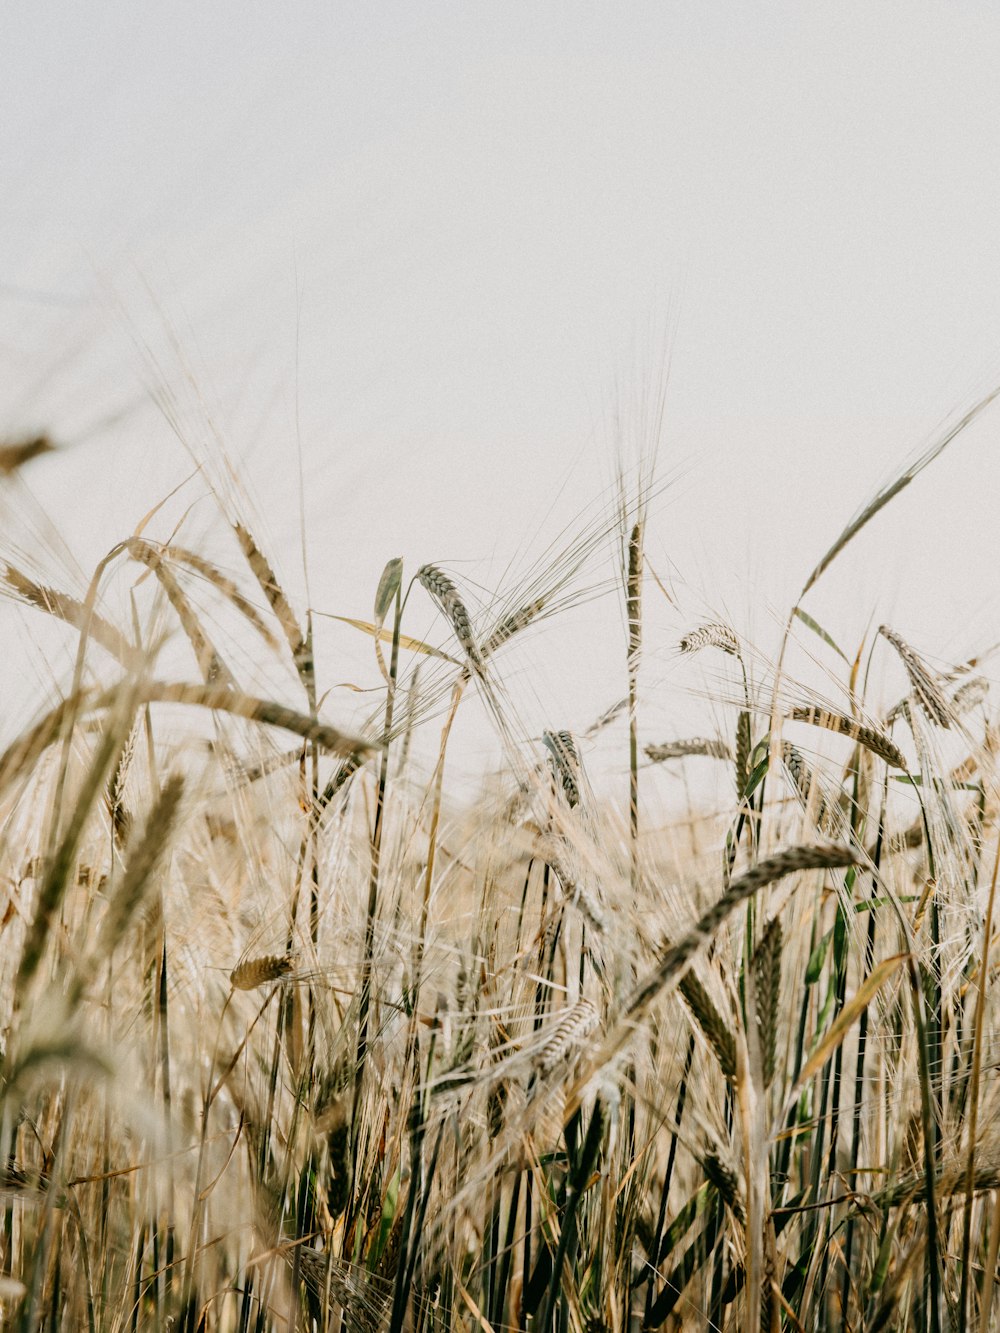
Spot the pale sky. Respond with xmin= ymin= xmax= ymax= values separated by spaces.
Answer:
xmin=3 ymin=3 xmax=1000 ymax=785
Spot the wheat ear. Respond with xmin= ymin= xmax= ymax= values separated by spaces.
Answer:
xmin=159 ymin=544 xmax=281 ymax=648
xmin=126 ymin=538 xmax=234 ymax=685
xmin=752 ymin=916 xmax=783 ymax=1087
xmin=735 ymin=709 xmax=753 ymax=797
xmin=542 ymin=729 xmax=582 ymax=808
xmin=480 ymin=596 xmax=548 ymax=658
xmin=879 ymin=625 xmax=951 ymax=728
xmin=679 ymin=622 xmax=740 ymax=657
xmin=678 ymin=971 xmax=737 ymax=1081
xmin=535 ymin=999 xmax=600 ymax=1077
xmin=622 ymin=844 xmax=858 ymax=1028
xmin=135 ymin=681 xmax=375 ymax=755
xmin=230 ymin=953 xmax=294 ymax=990
xmin=787 ymin=706 xmax=906 ymax=768
xmin=645 ymin=738 xmax=732 ymax=762
xmin=700 ymin=1150 xmax=745 ymax=1224
xmin=417 ymin=564 xmax=484 ymax=674
xmin=2 ymin=564 xmax=138 ymax=666
xmin=233 ymin=522 xmax=312 ymax=685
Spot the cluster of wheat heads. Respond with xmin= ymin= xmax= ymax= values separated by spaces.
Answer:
xmin=1 ymin=406 xmax=1000 ymax=1333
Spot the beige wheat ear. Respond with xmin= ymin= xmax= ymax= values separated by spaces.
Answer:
xmin=542 ymin=841 xmax=608 ymax=932
xmin=782 ymin=742 xmax=842 ymax=837
xmin=230 ymin=953 xmax=294 ymax=990
xmin=788 ymin=705 xmax=906 ymax=769
xmin=233 ymin=522 xmax=313 ymax=689
xmin=136 ymin=680 xmax=375 ymax=755
xmin=615 ymin=843 xmax=859 ymax=1040
xmin=735 ymin=709 xmax=752 ymax=797
xmin=2 ymin=564 xmax=138 ymax=667
xmin=126 ymin=538 xmax=234 ymax=686
xmin=0 ymin=690 xmax=90 ymax=800
xmin=534 ymin=999 xmax=600 ymax=1077
xmin=314 ymin=1096 xmax=351 ymax=1219
xmin=480 ymin=596 xmax=548 ymax=659
xmin=679 ymin=621 xmax=740 ymax=657
xmin=950 ymin=675 xmax=989 ymax=714
xmin=158 ymin=544 xmax=281 ymax=649
xmin=700 ymin=1149 xmax=745 ymax=1224
xmin=879 ymin=625 xmax=951 ymax=728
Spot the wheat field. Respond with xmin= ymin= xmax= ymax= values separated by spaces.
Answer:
xmin=1 ymin=397 xmax=1000 ymax=1333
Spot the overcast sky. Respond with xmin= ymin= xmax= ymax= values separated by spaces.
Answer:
xmin=3 ymin=3 xmax=1000 ymax=782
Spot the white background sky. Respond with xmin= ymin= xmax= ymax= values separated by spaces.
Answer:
xmin=3 ymin=3 xmax=1000 ymax=790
